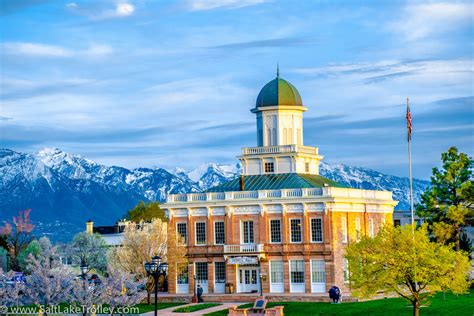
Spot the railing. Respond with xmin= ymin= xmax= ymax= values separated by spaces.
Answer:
xmin=224 ymin=244 xmax=264 ymax=254
xmin=241 ymin=145 xmax=319 ymax=155
xmin=166 ymin=187 xmax=392 ymax=203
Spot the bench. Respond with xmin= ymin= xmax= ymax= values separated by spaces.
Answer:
xmin=228 ymin=298 xmax=284 ymax=316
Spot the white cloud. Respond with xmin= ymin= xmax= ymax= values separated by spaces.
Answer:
xmin=66 ymin=1 xmax=135 ymax=20
xmin=1 ymin=42 xmax=113 ymax=58
xmin=185 ymin=0 xmax=268 ymax=11
xmin=389 ymin=2 xmax=473 ymax=41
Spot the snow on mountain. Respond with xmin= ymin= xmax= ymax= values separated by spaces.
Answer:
xmin=1 ymin=148 xmax=430 ymax=241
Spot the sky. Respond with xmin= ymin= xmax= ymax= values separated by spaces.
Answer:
xmin=0 ymin=0 xmax=473 ymax=179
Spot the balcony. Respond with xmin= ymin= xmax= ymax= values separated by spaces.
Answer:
xmin=241 ymin=145 xmax=319 ymax=156
xmin=224 ymin=244 xmax=264 ymax=254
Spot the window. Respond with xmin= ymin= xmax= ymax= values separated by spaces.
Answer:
xmin=195 ymin=222 xmax=206 ymax=245
xmin=355 ymin=218 xmax=361 ymax=241
xmin=283 ymin=128 xmax=288 ymax=144
xmin=290 ymin=219 xmax=302 ymax=243
xmin=214 ymin=262 xmax=226 ymax=284
xmin=195 ymin=262 xmax=208 ymax=282
xmin=177 ymin=223 xmax=187 ymax=244
xmin=297 ymin=129 xmax=302 ymax=145
xmin=270 ymin=219 xmax=281 ymax=243
xmin=341 ymin=217 xmax=348 ymax=243
xmin=264 ymin=162 xmax=274 ymax=173
xmin=343 ymin=258 xmax=349 ymax=283
xmin=267 ymin=128 xmax=271 ymax=145
xmin=290 ymin=260 xmax=305 ymax=283
xmin=177 ymin=265 xmax=188 ymax=284
xmin=214 ymin=221 xmax=225 ymax=245
xmin=369 ymin=218 xmax=374 ymax=237
xmin=311 ymin=260 xmax=325 ymax=283
xmin=270 ymin=261 xmax=283 ymax=284
xmin=311 ymin=218 xmax=323 ymax=243
xmin=242 ymin=221 xmax=254 ymax=244
xmin=305 ymin=162 xmax=310 ymax=173
xmin=394 ymin=219 xmax=401 ymax=227
xmin=272 ymin=128 xmax=277 ymax=146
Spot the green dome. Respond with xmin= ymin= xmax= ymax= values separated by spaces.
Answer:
xmin=256 ymin=76 xmax=303 ymax=107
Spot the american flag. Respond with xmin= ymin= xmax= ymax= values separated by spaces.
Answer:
xmin=406 ymin=98 xmax=412 ymax=141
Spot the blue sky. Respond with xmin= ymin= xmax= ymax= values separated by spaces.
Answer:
xmin=1 ymin=0 xmax=472 ymax=179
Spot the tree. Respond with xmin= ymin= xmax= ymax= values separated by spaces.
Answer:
xmin=70 ymin=279 xmax=105 ymax=316
xmin=69 ymin=232 xmax=108 ymax=274
xmin=417 ymin=147 xmax=473 ymax=251
xmin=102 ymin=268 xmax=146 ymax=315
xmin=17 ymin=237 xmax=55 ymax=272
xmin=23 ymin=255 xmax=74 ymax=316
xmin=0 ymin=269 xmax=25 ymax=310
xmin=125 ymin=201 xmax=166 ymax=223
xmin=0 ymin=209 xmax=34 ymax=271
xmin=345 ymin=224 xmax=470 ymax=316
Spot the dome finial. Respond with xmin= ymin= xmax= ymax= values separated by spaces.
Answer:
xmin=276 ymin=63 xmax=280 ymax=78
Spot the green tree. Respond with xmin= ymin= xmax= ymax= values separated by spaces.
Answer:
xmin=416 ymin=147 xmax=473 ymax=251
xmin=125 ymin=201 xmax=166 ymax=223
xmin=17 ymin=237 xmax=55 ymax=272
xmin=345 ymin=224 xmax=470 ymax=316
xmin=68 ymin=232 xmax=108 ymax=274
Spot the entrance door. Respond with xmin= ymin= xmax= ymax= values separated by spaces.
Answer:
xmin=195 ymin=262 xmax=209 ymax=293
xmin=238 ymin=267 xmax=259 ymax=293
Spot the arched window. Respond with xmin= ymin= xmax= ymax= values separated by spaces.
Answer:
xmin=267 ymin=128 xmax=272 ymax=146
xmin=272 ymin=128 xmax=277 ymax=146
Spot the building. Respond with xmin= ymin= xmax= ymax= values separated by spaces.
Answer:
xmin=85 ymin=219 xmax=128 ymax=246
xmin=162 ymin=70 xmax=397 ymax=297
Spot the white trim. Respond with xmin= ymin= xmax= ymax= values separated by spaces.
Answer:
xmin=289 ymin=259 xmax=305 ymax=293
xmin=269 ymin=260 xmax=284 ymax=293
xmin=176 ymin=221 xmax=188 ymax=245
xmin=310 ymin=217 xmax=323 ymax=243
xmin=269 ymin=219 xmax=282 ymax=244
xmin=194 ymin=221 xmax=207 ymax=246
xmin=289 ymin=218 xmax=303 ymax=243
xmin=240 ymin=220 xmax=255 ymax=244
xmin=310 ymin=259 xmax=326 ymax=293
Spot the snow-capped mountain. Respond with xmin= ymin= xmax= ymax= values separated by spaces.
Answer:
xmin=0 ymin=148 xmax=429 ymax=241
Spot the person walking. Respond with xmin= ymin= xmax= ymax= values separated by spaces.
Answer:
xmin=197 ymin=284 xmax=204 ymax=303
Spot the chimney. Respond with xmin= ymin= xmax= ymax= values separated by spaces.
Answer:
xmin=86 ymin=220 xmax=94 ymax=234
xmin=239 ymin=174 xmax=245 ymax=191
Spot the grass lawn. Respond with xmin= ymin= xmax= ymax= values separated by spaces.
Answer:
xmin=134 ymin=302 xmax=187 ymax=313
xmin=204 ymin=292 xmax=473 ymax=316
xmin=173 ymin=303 xmax=222 ymax=313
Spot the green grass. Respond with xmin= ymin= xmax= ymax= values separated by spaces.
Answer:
xmin=173 ymin=303 xmax=222 ymax=313
xmin=204 ymin=292 xmax=473 ymax=316
xmin=134 ymin=302 xmax=187 ymax=313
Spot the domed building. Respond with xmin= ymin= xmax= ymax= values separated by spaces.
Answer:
xmin=163 ymin=70 xmax=397 ymax=299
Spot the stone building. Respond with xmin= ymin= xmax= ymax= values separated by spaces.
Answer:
xmin=162 ymin=71 xmax=397 ymax=296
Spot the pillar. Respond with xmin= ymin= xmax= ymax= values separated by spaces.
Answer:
xmin=208 ymin=258 xmax=214 ymax=293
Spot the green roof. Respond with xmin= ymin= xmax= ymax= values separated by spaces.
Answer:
xmin=256 ymin=76 xmax=303 ymax=107
xmin=206 ymin=173 xmax=346 ymax=192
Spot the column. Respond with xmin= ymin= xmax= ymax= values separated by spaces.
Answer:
xmin=188 ymin=262 xmax=195 ymax=295
xmin=303 ymin=209 xmax=310 ymax=244
xmin=208 ymin=258 xmax=214 ymax=293
xmin=260 ymin=260 xmax=269 ymax=294
xmin=283 ymin=259 xmax=290 ymax=293
xmin=208 ymin=211 xmax=213 ymax=246
xmin=227 ymin=264 xmax=237 ymax=294
xmin=304 ymin=257 xmax=311 ymax=293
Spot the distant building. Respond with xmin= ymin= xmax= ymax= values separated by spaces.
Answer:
xmin=162 ymin=70 xmax=398 ymax=296
xmin=392 ymin=210 xmax=423 ymax=227
xmin=85 ymin=219 xmax=129 ymax=246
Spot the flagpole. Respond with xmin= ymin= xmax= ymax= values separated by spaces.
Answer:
xmin=407 ymin=97 xmax=415 ymax=226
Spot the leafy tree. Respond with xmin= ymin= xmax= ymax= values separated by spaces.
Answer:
xmin=0 ymin=209 xmax=34 ymax=270
xmin=0 ymin=235 xmax=8 ymax=251
xmin=69 ymin=232 xmax=108 ymax=274
xmin=70 ymin=279 xmax=105 ymax=316
xmin=17 ymin=237 xmax=55 ymax=272
xmin=416 ymin=147 xmax=473 ymax=251
xmin=345 ymin=224 xmax=470 ymax=316
xmin=125 ymin=201 xmax=166 ymax=223
xmin=0 ymin=269 xmax=25 ymax=309
xmin=102 ymin=268 xmax=146 ymax=315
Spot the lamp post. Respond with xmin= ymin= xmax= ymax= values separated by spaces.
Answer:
xmin=80 ymin=262 xmax=88 ymax=316
xmin=259 ymin=273 xmax=263 ymax=297
xmin=145 ymin=255 xmax=162 ymax=316
xmin=192 ymin=274 xmax=197 ymax=303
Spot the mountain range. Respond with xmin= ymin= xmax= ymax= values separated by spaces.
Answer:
xmin=0 ymin=148 xmax=430 ymax=242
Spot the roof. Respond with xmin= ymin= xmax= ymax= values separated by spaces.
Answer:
xmin=206 ymin=173 xmax=346 ymax=192
xmin=255 ymin=76 xmax=303 ymax=107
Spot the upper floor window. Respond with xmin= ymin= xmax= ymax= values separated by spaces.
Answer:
xmin=214 ymin=221 xmax=225 ymax=245
xmin=355 ymin=218 xmax=361 ymax=241
xmin=177 ymin=222 xmax=187 ymax=244
xmin=264 ymin=162 xmax=274 ymax=173
xmin=270 ymin=219 xmax=281 ymax=243
xmin=290 ymin=218 xmax=302 ymax=243
xmin=305 ymin=162 xmax=310 ymax=173
xmin=343 ymin=258 xmax=349 ymax=283
xmin=195 ymin=222 xmax=206 ymax=245
xmin=242 ymin=221 xmax=254 ymax=244
xmin=341 ymin=217 xmax=348 ymax=243
xmin=369 ymin=218 xmax=374 ymax=237
xmin=311 ymin=218 xmax=323 ymax=243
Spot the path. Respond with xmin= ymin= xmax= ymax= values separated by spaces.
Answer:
xmin=143 ymin=302 xmax=240 ymax=316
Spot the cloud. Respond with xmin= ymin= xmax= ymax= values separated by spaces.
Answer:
xmin=388 ymin=2 xmax=474 ymax=41
xmin=66 ymin=1 xmax=135 ymax=20
xmin=1 ymin=42 xmax=113 ymax=58
xmin=209 ymin=37 xmax=318 ymax=49
xmin=184 ymin=0 xmax=268 ymax=11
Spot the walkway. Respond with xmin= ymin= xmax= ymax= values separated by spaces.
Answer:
xmin=143 ymin=302 xmax=240 ymax=316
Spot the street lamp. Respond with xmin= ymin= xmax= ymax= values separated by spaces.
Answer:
xmin=145 ymin=255 xmax=162 ymax=316
xmin=259 ymin=273 xmax=263 ymax=297
xmin=80 ymin=262 xmax=89 ymax=316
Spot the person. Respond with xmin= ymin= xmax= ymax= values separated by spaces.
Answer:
xmin=328 ymin=285 xmax=341 ymax=303
xmin=197 ymin=284 xmax=204 ymax=303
